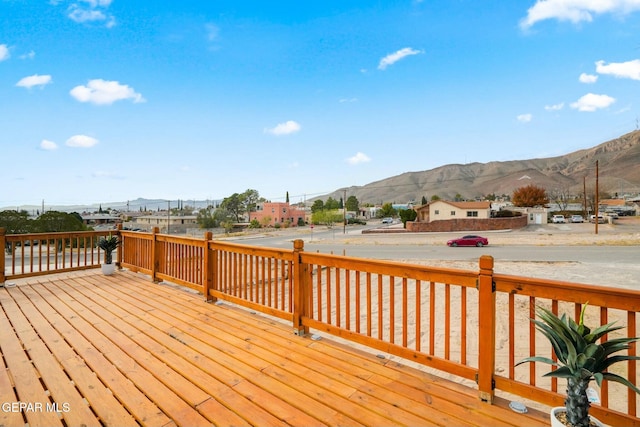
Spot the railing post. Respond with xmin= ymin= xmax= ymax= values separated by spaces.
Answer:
xmin=477 ymin=255 xmax=496 ymax=403
xmin=116 ymin=223 xmax=123 ymax=270
xmin=0 ymin=228 xmax=5 ymax=285
xmin=292 ymin=239 xmax=309 ymax=336
xmin=202 ymin=231 xmax=213 ymax=302
xmin=151 ymin=227 xmax=160 ymax=283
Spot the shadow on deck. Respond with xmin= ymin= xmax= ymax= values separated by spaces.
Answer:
xmin=0 ymin=270 xmax=548 ymax=427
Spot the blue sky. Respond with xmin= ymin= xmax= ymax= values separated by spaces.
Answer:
xmin=2 ymin=0 xmax=640 ymax=208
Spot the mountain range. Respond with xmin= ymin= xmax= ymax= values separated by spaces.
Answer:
xmin=323 ymin=130 xmax=640 ymax=205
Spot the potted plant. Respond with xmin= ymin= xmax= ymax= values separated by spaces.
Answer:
xmin=97 ymin=234 xmax=119 ymax=275
xmin=517 ymin=304 xmax=640 ymax=427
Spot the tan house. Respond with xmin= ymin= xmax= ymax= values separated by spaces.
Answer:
xmin=420 ymin=200 xmax=491 ymax=222
xmin=250 ymin=202 xmax=306 ymax=227
xmin=408 ymin=200 xmax=526 ymax=232
xmin=131 ymin=214 xmax=198 ymax=233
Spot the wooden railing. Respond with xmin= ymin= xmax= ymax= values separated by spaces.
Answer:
xmin=2 ymin=227 xmax=639 ymax=426
xmin=1 ymin=228 xmax=115 ymax=281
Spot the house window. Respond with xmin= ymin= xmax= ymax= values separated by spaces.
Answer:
xmin=466 ymin=211 xmax=478 ymax=217
xmin=434 ymin=210 xmax=439 ymax=215
xmin=451 ymin=211 xmax=456 ymax=216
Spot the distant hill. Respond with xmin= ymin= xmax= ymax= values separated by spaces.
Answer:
xmin=321 ymin=130 xmax=640 ymax=204
xmin=2 ymin=198 xmax=219 ymax=215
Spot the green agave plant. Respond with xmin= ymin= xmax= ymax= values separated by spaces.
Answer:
xmin=97 ymin=234 xmax=119 ymax=264
xmin=517 ymin=303 xmax=640 ymax=427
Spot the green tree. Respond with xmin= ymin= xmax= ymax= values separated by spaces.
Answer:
xmin=220 ymin=193 xmax=244 ymax=222
xmin=430 ymin=195 xmax=441 ymax=201
xmin=243 ymin=189 xmax=261 ymax=214
xmin=421 ymin=196 xmax=428 ymax=205
xmin=34 ymin=211 xmax=87 ymax=232
xmin=286 ymin=191 xmax=289 ymax=203
xmin=345 ymin=195 xmax=359 ymax=212
xmin=0 ymin=210 xmax=31 ymax=234
xmin=197 ymin=208 xmax=218 ymax=228
xmin=310 ymin=200 xmax=324 ymax=213
xmin=311 ymin=210 xmax=343 ymax=226
xmin=378 ymin=203 xmax=396 ymax=218
xmin=512 ymin=184 xmax=549 ymax=207
xmin=399 ymin=208 xmax=417 ymax=226
xmin=325 ymin=197 xmax=339 ymax=210
xmin=218 ymin=189 xmax=261 ymax=223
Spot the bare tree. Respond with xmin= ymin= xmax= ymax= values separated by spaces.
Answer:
xmin=549 ymin=186 xmax=571 ymax=212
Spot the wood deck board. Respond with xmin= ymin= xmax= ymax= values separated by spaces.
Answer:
xmin=36 ymin=280 xmax=216 ymax=427
xmin=61 ymin=275 xmax=301 ymax=427
xmin=0 ymin=270 xmax=549 ymax=427
xmin=20 ymin=283 xmax=173 ymax=427
xmin=94 ymin=276 xmax=427 ymax=425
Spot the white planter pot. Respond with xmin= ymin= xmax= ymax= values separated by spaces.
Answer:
xmin=550 ymin=407 xmax=604 ymax=427
xmin=101 ymin=263 xmax=116 ymax=275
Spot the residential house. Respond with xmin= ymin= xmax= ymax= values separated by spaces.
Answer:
xmin=250 ymin=202 xmax=306 ymax=227
xmin=408 ymin=200 xmax=527 ymax=232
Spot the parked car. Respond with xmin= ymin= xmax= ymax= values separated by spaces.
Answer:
xmin=570 ymin=215 xmax=584 ymax=223
xmin=551 ymin=215 xmax=566 ymax=223
xmin=589 ymin=214 xmax=605 ymax=223
xmin=347 ymin=217 xmax=367 ymax=225
xmin=381 ymin=217 xmax=393 ymax=224
xmin=447 ymin=235 xmax=489 ymax=247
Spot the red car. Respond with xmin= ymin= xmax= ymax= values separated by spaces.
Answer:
xmin=447 ymin=235 xmax=489 ymax=247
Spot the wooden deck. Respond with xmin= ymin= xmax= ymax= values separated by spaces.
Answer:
xmin=0 ymin=270 xmax=549 ymax=427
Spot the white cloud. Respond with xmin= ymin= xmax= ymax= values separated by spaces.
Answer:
xmin=378 ymin=47 xmax=423 ymax=70
xmin=264 ymin=120 xmax=301 ymax=136
xmin=347 ymin=152 xmax=371 ymax=165
xmin=20 ymin=51 xmax=35 ymax=60
xmin=92 ymin=170 xmax=124 ymax=179
xmin=517 ymin=113 xmax=532 ymax=123
xmin=70 ymin=79 xmax=145 ymax=105
xmin=81 ymin=0 xmax=113 ymax=7
xmin=205 ymin=23 xmax=219 ymax=42
xmin=40 ymin=140 xmax=58 ymax=150
xmin=579 ymin=73 xmax=598 ymax=83
xmin=16 ymin=74 xmax=52 ymax=89
xmin=339 ymin=98 xmax=358 ymax=103
xmin=66 ymin=135 xmax=99 ymax=148
xmin=570 ymin=93 xmax=616 ymax=112
xmin=545 ymin=102 xmax=564 ymax=111
xmin=66 ymin=0 xmax=116 ymax=27
xmin=595 ymin=59 xmax=640 ymax=80
xmin=0 ymin=44 xmax=9 ymax=61
xmin=520 ymin=0 xmax=640 ymax=29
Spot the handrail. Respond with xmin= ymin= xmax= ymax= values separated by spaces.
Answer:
xmin=1 ymin=228 xmax=116 ymax=281
xmin=3 ymin=228 xmax=640 ymax=425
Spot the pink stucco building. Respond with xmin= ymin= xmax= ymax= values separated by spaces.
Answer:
xmin=249 ymin=202 xmax=307 ymax=227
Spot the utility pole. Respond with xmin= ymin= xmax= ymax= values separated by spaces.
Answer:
xmin=343 ymin=189 xmax=347 ymax=234
xmin=582 ymin=176 xmax=587 ymax=219
xmin=595 ymin=160 xmax=599 ymax=235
